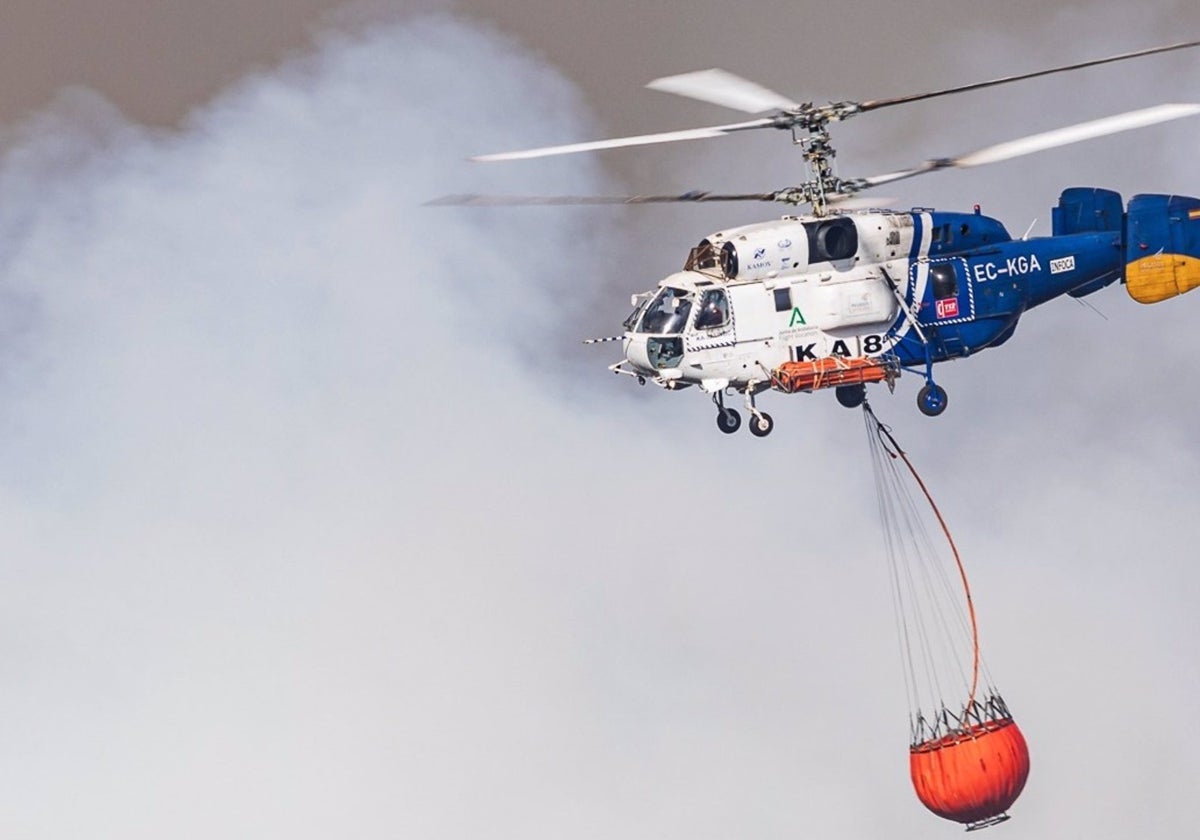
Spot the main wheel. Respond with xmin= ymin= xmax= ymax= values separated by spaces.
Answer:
xmin=917 ymin=383 xmax=948 ymax=417
xmin=717 ymin=408 xmax=742 ymax=434
xmin=748 ymin=412 xmax=775 ymax=437
xmin=836 ymin=384 xmax=866 ymax=409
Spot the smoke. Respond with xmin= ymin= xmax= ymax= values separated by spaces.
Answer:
xmin=0 ymin=13 xmax=647 ymax=838
xmin=0 ymin=10 xmax=891 ymax=840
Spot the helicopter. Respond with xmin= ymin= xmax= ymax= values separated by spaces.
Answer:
xmin=433 ymin=41 xmax=1200 ymax=436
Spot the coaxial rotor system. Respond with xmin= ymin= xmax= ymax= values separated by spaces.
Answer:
xmin=432 ymin=40 xmax=1200 ymax=216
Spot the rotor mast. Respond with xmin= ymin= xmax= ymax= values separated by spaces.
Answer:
xmin=798 ymin=122 xmax=834 ymax=216
xmin=782 ymin=102 xmax=861 ymax=215
xmin=765 ymin=99 xmax=868 ymax=215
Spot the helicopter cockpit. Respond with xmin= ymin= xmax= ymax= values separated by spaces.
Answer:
xmin=623 ymin=278 xmax=736 ymax=371
xmin=625 ymin=284 xmax=692 ymax=369
xmin=635 ymin=286 xmax=692 ymax=334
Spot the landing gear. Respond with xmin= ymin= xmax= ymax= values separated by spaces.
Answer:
xmin=917 ymin=383 xmax=948 ymax=417
xmin=717 ymin=407 xmax=742 ymax=434
xmin=711 ymin=387 xmax=773 ymax=437
xmin=836 ymin=384 xmax=866 ymax=409
xmin=916 ymin=340 xmax=948 ymax=417
xmin=711 ymin=391 xmax=742 ymax=433
xmin=743 ymin=386 xmax=774 ymax=438
xmin=749 ymin=412 xmax=775 ymax=437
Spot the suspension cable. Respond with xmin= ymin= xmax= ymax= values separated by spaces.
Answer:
xmin=863 ymin=401 xmax=981 ymax=708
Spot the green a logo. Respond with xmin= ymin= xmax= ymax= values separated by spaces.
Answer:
xmin=789 ymin=307 xmax=807 ymax=327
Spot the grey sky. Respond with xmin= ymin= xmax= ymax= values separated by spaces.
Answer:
xmin=0 ymin=2 xmax=1196 ymax=838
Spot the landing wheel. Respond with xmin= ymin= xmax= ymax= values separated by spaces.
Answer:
xmin=748 ymin=412 xmax=774 ymax=438
xmin=717 ymin=408 xmax=742 ymax=434
xmin=917 ymin=384 xmax=948 ymax=417
xmin=836 ymin=384 xmax=866 ymax=409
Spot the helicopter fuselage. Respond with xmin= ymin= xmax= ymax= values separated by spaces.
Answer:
xmin=447 ymin=47 xmax=1200 ymax=436
xmin=615 ymin=187 xmax=1196 ymax=433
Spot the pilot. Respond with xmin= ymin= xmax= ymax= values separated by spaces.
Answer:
xmin=698 ymin=298 xmax=725 ymax=328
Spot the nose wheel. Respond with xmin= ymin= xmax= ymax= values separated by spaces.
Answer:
xmin=749 ymin=412 xmax=774 ymax=437
xmin=712 ymin=388 xmax=775 ymax=437
xmin=743 ymin=386 xmax=774 ymax=437
xmin=711 ymin=391 xmax=742 ymax=433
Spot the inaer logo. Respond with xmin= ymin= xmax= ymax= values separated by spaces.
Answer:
xmin=789 ymin=307 xmax=807 ymax=327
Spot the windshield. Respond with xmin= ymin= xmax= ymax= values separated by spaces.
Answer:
xmin=637 ymin=287 xmax=693 ymax=334
xmin=623 ymin=298 xmax=648 ymax=331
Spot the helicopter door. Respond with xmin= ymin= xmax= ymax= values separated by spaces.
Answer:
xmin=911 ymin=257 xmax=972 ymax=356
xmin=912 ymin=258 xmax=973 ymax=327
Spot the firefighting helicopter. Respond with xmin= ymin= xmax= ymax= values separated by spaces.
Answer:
xmin=434 ymin=41 xmax=1200 ymax=436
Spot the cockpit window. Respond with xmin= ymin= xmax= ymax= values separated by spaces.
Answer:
xmin=931 ymin=264 xmax=958 ymax=299
xmin=694 ymin=288 xmax=729 ymax=329
xmin=637 ymin=287 xmax=693 ymax=334
xmin=623 ymin=294 xmax=651 ymax=331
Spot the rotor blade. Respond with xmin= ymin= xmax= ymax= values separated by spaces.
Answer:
xmin=957 ymin=102 xmax=1200 ymax=165
xmin=856 ymin=103 xmax=1200 ymax=189
xmin=857 ymin=163 xmax=942 ymax=189
xmin=646 ymin=68 xmax=798 ymax=114
xmin=470 ymin=118 xmax=776 ymax=162
xmin=858 ymin=165 xmax=938 ymax=189
xmin=428 ymin=190 xmax=896 ymax=210
xmin=858 ymin=40 xmax=1200 ymax=113
xmin=426 ymin=190 xmax=780 ymax=206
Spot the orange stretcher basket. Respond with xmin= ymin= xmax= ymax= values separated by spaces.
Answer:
xmin=772 ymin=355 xmax=898 ymax=394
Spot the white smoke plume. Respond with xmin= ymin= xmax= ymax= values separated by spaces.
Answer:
xmin=0 ymin=13 xmax=638 ymax=838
